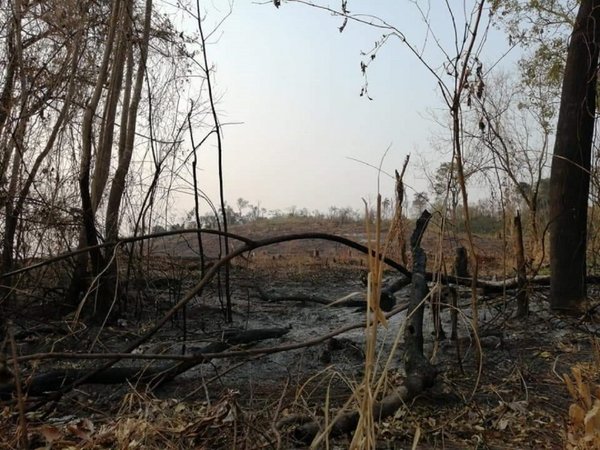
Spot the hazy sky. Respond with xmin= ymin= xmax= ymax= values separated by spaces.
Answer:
xmin=189 ymin=1 xmax=517 ymax=215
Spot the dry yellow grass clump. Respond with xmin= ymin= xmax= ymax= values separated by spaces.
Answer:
xmin=564 ymin=340 xmax=600 ymax=449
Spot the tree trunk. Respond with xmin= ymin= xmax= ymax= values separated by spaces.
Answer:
xmin=403 ymin=210 xmax=437 ymax=391
xmin=549 ymin=0 xmax=600 ymax=312
xmin=96 ymin=0 xmax=152 ymax=321
xmin=90 ymin=8 xmax=128 ymax=213
xmin=68 ymin=0 xmax=121 ymax=308
xmin=453 ymin=246 xmax=469 ymax=280
xmin=104 ymin=0 xmax=151 ymax=244
xmin=530 ymin=203 xmax=541 ymax=265
xmin=514 ymin=212 xmax=528 ymax=317
xmin=0 ymin=20 xmax=16 ymax=184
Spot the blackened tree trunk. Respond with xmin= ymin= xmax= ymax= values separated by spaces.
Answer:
xmin=513 ymin=212 xmax=528 ymax=317
xmin=549 ymin=0 xmax=600 ymax=312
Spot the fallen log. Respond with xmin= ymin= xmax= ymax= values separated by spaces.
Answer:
xmin=254 ymin=276 xmax=410 ymax=312
xmin=289 ymin=387 xmax=410 ymax=443
xmin=0 ymin=327 xmax=289 ymax=400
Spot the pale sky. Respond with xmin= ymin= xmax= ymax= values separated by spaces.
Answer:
xmin=187 ymin=1 xmax=517 ymax=215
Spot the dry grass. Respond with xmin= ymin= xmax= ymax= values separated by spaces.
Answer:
xmin=0 ymin=389 xmax=279 ymax=449
xmin=565 ymin=339 xmax=600 ymax=449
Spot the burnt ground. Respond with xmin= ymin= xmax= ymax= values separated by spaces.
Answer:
xmin=1 ymin=221 xmax=600 ymax=449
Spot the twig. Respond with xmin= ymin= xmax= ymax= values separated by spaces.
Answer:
xmin=8 ymin=325 xmax=28 ymax=448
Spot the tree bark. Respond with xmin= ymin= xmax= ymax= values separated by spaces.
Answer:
xmin=549 ymin=0 xmax=600 ymax=312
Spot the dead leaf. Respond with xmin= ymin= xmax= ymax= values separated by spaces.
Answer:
xmin=40 ymin=424 xmax=62 ymax=443
xmin=508 ymin=401 xmax=528 ymax=415
xmin=497 ymin=418 xmax=509 ymax=430
xmin=67 ymin=418 xmax=94 ymax=441
xmin=558 ymin=341 xmax=577 ymax=353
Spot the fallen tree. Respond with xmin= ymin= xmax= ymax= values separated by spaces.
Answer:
xmin=253 ymin=278 xmax=407 ymax=312
xmin=0 ymin=327 xmax=289 ymax=400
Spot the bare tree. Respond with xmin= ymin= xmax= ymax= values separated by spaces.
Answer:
xmin=548 ymin=0 xmax=600 ymax=312
xmin=474 ymin=73 xmax=554 ymax=264
xmin=0 ymin=1 xmax=87 ymax=301
xmin=277 ymin=0 xmax=492 ymax=336
xmin=0 ymin=0 xmax=201 ymax=324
